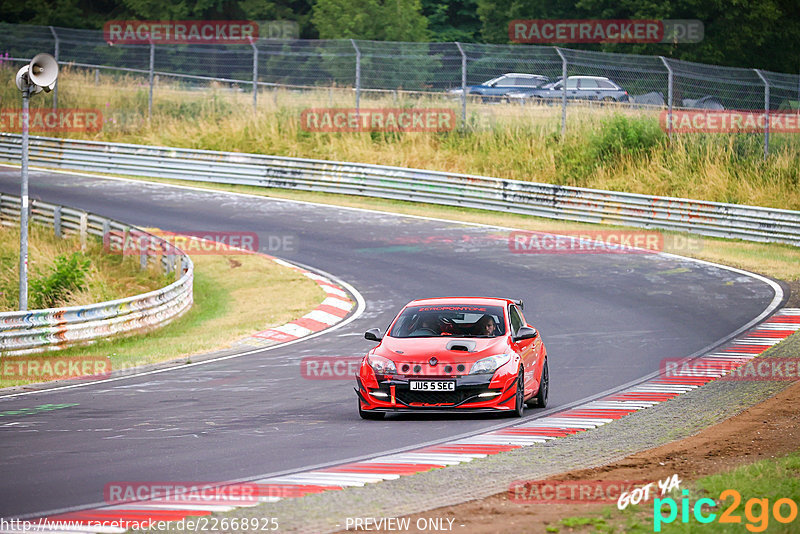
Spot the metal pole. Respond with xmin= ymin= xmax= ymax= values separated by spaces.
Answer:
xmin=660 ymin=56 xmax=673 ymax=142
xmin=49 ymin=26 xmax=59 ymax=110
xmin=755 ymin=69 xmax=770 ymax=160
xmin=148 ymin=42 xmax=155 ymax=119
xmin=555 ymin=47 xmax=567 ymax=138
xmin=251 ymin=39 xmax=258 ymax=111
xmin=455 ymin=42 xmax=467 ymax=129
xmin=19 ymin=87 xmax=30 ymax=311
xmin=351 ymin=39 xmax=361 ymax=114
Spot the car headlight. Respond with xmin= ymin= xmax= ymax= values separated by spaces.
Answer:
xmin=469 ymin=354 xmax=511 ymax=375
xmin=368 ymin=355 xmax=397 ymax=375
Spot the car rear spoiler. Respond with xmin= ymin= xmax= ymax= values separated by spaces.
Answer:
xmin=511 ymin=299 xmax=524 ymax=310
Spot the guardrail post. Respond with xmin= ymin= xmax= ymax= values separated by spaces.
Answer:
xmin=250 ymin=39 xmax=258 ymax=111
xmin=555 ymin=47 xmax=567 ymax=138
xmin=350 ymin=39 xmax=361 ymax=114
xmin=140 ymin=242 xmax=148 ymax=270
xmin=79 ymin=212 xmax=88 ymax=250
xmin=101 ymin=218 xmax=110 ymax=245
xmin=49 ymin=26 xmax=59 ymax=110
xmin=755 ymin=69 xmax=770 ymax=160
xmin=54 ymin=206 xmax=62 ymax=238
xmin=659 ymin=56 xmax=673 ymax=143
xmin=455 ymin=42 xmax=467 ymax=130
xmin=148 ymin=41 xmax=155 ymax=120
xmin=95 ymin=68 xmax=99 ymax=85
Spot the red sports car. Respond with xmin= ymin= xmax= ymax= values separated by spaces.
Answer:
xmin=356 ymin=297 xmax=548 ymax=419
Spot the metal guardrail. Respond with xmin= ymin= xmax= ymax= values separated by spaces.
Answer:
xmin=0 ymin=133 xmax=798 ymax=247
xmin=0 ymin=190 xmax=193 ymax=354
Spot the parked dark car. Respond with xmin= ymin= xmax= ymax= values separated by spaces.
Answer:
xmin=509 ymin=76 xmax=629 ymax=103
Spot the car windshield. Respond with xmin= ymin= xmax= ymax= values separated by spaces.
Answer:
xmin=389 ymin=304 xmax=506 ymax=338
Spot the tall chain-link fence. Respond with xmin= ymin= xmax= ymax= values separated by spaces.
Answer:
xmin=1 ymin=22 xmax=799 ymax=156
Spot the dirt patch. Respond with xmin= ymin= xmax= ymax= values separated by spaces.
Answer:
xmin=360 ymin=379 xmax=800 ymax=533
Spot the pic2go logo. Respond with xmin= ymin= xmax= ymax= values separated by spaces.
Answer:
xmin=654 ymin=489 xmax=799 ymax=532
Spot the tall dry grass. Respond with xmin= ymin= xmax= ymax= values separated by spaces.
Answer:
xmin=2 ymin=65 xmax=798 ymax=209
xmin=0 ymin=223 xmax=168 ymax=312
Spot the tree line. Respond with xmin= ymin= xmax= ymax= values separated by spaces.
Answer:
xmin=1 ymin=0 xmax=798 ymax=74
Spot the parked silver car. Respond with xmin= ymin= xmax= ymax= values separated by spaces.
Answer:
xmin=509 ymin=76 xmax=629 ymax=102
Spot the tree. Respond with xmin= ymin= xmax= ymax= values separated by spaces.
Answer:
xmin=311 ymin=0 xmax=429 ymax=41
xmin=421 ymin=0 xmax=482 ymax=42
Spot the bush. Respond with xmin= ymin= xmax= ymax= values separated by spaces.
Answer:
xmin=587 ymin=114 xmax=666 ymax=163
xmin=30 ymin=252 xmax=91 ymax=309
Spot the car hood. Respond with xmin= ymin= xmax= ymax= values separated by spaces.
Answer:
xmin=374 ymin=336 xmax=509 ymax=363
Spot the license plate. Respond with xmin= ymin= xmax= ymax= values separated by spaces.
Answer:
xmin=409 ymin=380 xmax=455 ymax=391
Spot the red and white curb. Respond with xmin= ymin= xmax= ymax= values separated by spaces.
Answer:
xmin=13 ymin=309 xmax=798 ymax=533
xmin=236 ymin=258 xmax=355 ymax=347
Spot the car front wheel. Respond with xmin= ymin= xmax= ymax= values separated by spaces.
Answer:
xmin=511 ymin=367 xmax=525 ymax=417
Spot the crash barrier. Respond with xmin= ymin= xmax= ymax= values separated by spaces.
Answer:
xmin=0 ymin=191 xmax=193 ymax=354
xmin=0 ymin=133 xmax=798 ymax=247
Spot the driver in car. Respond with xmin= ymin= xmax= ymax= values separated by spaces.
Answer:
xmin=411 ymin=314 xmax=440 ymax=336
xmin=472 ymin=314 xmax=497 ymax=336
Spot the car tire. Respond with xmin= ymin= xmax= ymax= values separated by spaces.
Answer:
xmin=358 ymin=401 xmax=385 ymax=420
xmin=511 ymin=367 xmax=525 ymax=417
xmin=528 ymin=359 xmax=549 ymax=408
xmin=602 ymin=96 xmax=615 ymax=102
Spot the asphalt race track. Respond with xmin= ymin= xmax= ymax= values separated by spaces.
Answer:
xmin=0 ymin=167 xmax=780 ymax=519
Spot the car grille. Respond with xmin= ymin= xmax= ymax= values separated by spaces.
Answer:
xmin=396 ymin=387 xmax=487 ymax=406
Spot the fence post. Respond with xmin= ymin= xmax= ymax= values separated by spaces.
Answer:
xmin=54 ymin=205 xmax=62 ymax=238
xmin=251 ymin=39 xmax=258 ymax=111
xmin=455 ymin=42 xmax=467 ymax=129
xmin=148 ymin=41 xmax=155 ymax=119
xmin=49 ymin=26 xmax=59 ymax=110
xmin=659 ymin=56 xmax=673 ymax=143
xmin=755 ymin=69 xmax=770 ymax=160
xmin=350 ymin=39 xmax=361 ymax=113
xmin=555 ymin=47 xmax=567 ymax=138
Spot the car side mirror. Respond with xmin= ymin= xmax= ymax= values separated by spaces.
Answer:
xmin=514 ymin=326 xmax=538 ymax=341
xmin=364 ymin=328 xmax=383 ymax=342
